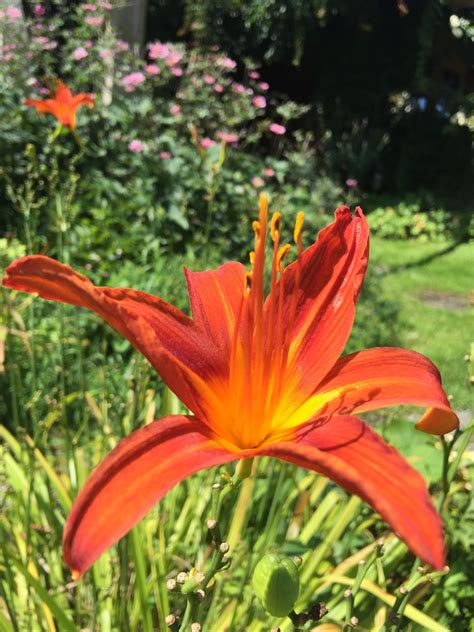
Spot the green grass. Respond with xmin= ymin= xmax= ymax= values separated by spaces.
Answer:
xmin=370 ymin=237 xmax=473 ymax=410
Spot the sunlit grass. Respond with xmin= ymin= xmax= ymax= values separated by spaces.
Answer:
xmin=371 ymin=237 xmax=473 ymax=410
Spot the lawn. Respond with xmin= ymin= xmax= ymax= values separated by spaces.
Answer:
xmin=370 ymin=236 xmax=473 ymax=412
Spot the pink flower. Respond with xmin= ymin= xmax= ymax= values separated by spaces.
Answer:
xmin=39 ymin=87 xmax=50 ymax=95
xmin=233 ymin=83 xmax=245 ymax=94
xmin=204 ymin=74 xmax=215 ymax=85
xmin=148 ymin=42 xmax=169 ymax=60
xmin=116 ymin=39 xmax=129 ymax=52
xmin=43 ymin=41 xmax=57 ymax=50
xmin=99 ymin=49 xmax=113 ymax=59
xmin=252 ymin=95 xmax=266 ymax=108
xmin=121 ymin=72 xmax=145 ymax=91
xmin=218 ymin=57 xmax=236 ymax=70
xmin=217 ymin=131 xmax=239 ymax=144
xmin=81 ymin=3 xmax=98 ymax=10
xmin=85 ymin=40 xmax=94 ymax=48
xmin=249 ymin=70 xmax=260 ymax=80
xmin=145 ymin=64 xmax=160 ymax=75
xmin=166 ymin=51 xmax=183 ymax=66
xmin=269 ymin=123 xmax=286 ymax=135
xmin=128 ymin=140 xmax=144 ymax=152
xmin=259 ymin=82 xmax=269 ymax=91
xmin=346 ymin=178 xmax=358 ymax=189
xmin=171 ymin=67 xmax=183 ymax=77
xmin=214 ymin=84 xmax=223 ymax=93
xmin=33 ymin=36 xmax=49 ymax=45
xmin=73 ymin=47 xmax=88 ymax=61
xmin=27 ymin=77 xmax=39 ymax=86
xmin=85 ymin=16 xmax=103 ymax=25
xmin=6 ymin=6 xmax=22 ymax=19
xmin=251 ymin=176 xmax=265 ymax=188
xmin=170 ymin=104 xmax=181 ymax=116
xmin=3 ymin=54 xmax=12 ymax=61
xmin=160 ymin=152 xmax=171 ymax=159
xmin=201 ymin=137 xmax=216 ymax=148
xmin=100 ymin=1 xmax=113 ymax=8
xmin=33 ymin=4 xmax=46 ymax=17
xmin=263 ymin=168 xmax=275 ymax=177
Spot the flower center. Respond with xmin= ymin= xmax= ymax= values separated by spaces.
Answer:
xmin=212 ymin=194 xmax=305 ymax=450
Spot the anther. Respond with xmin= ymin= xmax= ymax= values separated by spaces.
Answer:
xmin=270 ymin=212 xmax=282 ymax=241
xmin=244 ymin=272 xmax=252 ymax=295
xmin=249 ymin=251 xmax=255 ymax=267
xmin=294 ymin=211 xmax=304 ymax=249
xmin=276 ymin=244 xmax=291 ymax=270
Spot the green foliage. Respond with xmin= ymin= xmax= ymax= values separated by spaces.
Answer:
xmin=368 ymin=201 xmax=467 ymax=242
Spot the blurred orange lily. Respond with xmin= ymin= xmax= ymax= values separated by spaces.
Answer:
xmin=25 ymin=80 xmax=95 ymax=129
xmin=3 ymin=196 xmax=458 ymax=577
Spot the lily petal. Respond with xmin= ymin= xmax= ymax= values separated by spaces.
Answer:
xmin=63 ymin=415 xmax=237 ymax=578
xmin=185 ymin=261 xmax=246 ymax=351
xmin=276 ymin=207 xmax=369 ymax=410
xmin=259 ymin=415 xmax=444 ymax=568
xmin=2 ymin=256 xmax=225 ymax=417
xmin=310 ymin=348 xmax=458 ymax=434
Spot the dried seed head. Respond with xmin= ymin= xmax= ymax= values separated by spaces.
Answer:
xmin=176 ymin=572 xmax=187 ymax=584
xmin=191 ymin=623 xmax=201 ymax=632
xmin=400 ymin=586 xmax=408 ymax=595
xmin=344 ymin=589 xmax=352 ymax=598
xmin=166 ymin=578 xmax=177 ymax=591
xmin=219 ymin=542 xmax=230 ymax=554
xmin=207 ymin=519 xmax=217 ymax=530
xmin=350 ymin=616 xmax=359 ymax=626
xmin=195 ymin=589 xmax=205 ymax=601
xmin=165 ymin=614 xmax=176 ymax=626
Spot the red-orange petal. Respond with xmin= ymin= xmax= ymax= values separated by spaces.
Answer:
xmin=2 ymin=256 xmax=225 ymax=417
xmin=184 ymin=261 xmax=246 ymax=351
xmin=259 ymin=415 xmax=445 ymax=568
xmin=274 ymin=207 xmax=369 ymax=407
xmin=63 ymin=415 xmax=237 ymax=577
xmin=315 ymin=347 xmax=458 ymax=434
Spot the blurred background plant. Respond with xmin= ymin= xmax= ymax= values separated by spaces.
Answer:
xmin=0 ymin=0 xmax=473 ymax=629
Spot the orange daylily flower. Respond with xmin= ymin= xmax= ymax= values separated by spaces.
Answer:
xmin=2 ymin=196 xmax=458 ymax=577
xmin=25 ymin=80 xmax=95 ymax=129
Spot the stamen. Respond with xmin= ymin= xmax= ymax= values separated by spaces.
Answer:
xmin=270 ymin=212 xmax=282 ymax=241
xmin=294 ymin=211 xmax=304 ymax=252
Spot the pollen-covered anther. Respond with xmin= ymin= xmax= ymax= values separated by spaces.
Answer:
xmin=270 ymin=212 xmax=282 ymax=241
xmin=294 ymin=211 xmax=305 ymax=247
xmin=276 ymin=244 xmax=291 ymax=272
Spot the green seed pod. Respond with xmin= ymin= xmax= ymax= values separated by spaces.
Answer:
xmin=252 ymin=553 xmax=299 ymax=617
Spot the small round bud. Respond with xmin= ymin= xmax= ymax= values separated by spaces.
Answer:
xmin=344 ymin=589 xmax=352 ymax=598
xmin=207 ymin=519 xmax=217 ymax=530
xmin=190 ymin=623 xmax=201 ymax=632
xmin=166 ymin=578 xmax=177 ymax=591
xmin=176 ymin=572 xmax=187 ymax=584
xmin=195 ymin=589 xmax=205 ymax=601
xmin=252 ymin=554 xmax=299 ymax=618
xmin=212 ymin=483 xmax=221 ymax=490
xmin=165 ymin=614 xmax=176 ymax=626
xmin=219 ymin=542 xmax=230 ymax=554
xmin=350 ymin=616 xmax=359 ymax=626
xmin=400 ymin=586 xmax=408 ymax=595
xmin=222 ymin=554 xmax=231 ymax=564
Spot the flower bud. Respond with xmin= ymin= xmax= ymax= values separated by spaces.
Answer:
xmin=252 ymin=553 xmax=299 ymax=617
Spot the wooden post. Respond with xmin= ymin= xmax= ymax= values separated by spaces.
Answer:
xmin=112 ymin=0 xmax=148 ymax=50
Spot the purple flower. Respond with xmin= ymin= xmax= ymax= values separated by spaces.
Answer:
xmin=128 ymin=140 xmax=144 ymax=152
xmin=201 ymin=137 xmax=216 ymax=148
xmin=252 ymin=96 xmax=266 ymax=109
xmin=148 ymin=42 xmax=169 ymax=60
xmin=73 ymin=47 xmax=88 ymax=60
xmin=269 ymin=123 xmax=286 ymax=135
xmin=218 ymin=57 xmax=236 ymax=70
xmin=145 ymin=64 xmax=160 ymax=75
xmin=121 ymin=72 xmax=145 ymax=91
xmin=217 ymin=131 xmax=239 ymax=144
xmin=33 ymin=4 xmax=46 ymax=17
xmin=85 ymin=16 xmax=103 ymax=25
